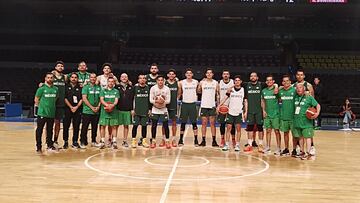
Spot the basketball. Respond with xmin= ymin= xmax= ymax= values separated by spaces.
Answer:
xmin=155 ymin=95 xmax=165 ymax=104
xmin=104 ymin=101 xmax=114 ymax=113
xmin=306 ymin=107 xmax=317 ymax=119
xmin=218 ymin=105 xmax=229 ymax=115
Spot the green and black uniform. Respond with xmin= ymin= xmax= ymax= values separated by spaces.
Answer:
xmin=99 ymin=88 xmax=120 ymax=126
xmin=165 ymin=80 xmax=178 ymax=120
xmin=293 ymin=94 xmax=318 ymax=138
xmin=80 ymin=84 xmax=101 ymax=144
xmin=244 ymin=81 xmax=266 ymax=131
xmin=35 ymin=84 xmax=59 ymax=149
xmin=53 ymin=73 xmax=66 ymax=119
xmin=68 ymin=71 xmax=91 ymax=87
xmin=116 ymin=83 xmax=134 ymax=125
xmin=146 ymin=74 xmax=157 ymax=88
xmin=279 ymin=86 xmax=296 ymax=133
xmin=261 ymin=86 xmax=280 ymax=129
xmin=133 ymin=84 xmax=150 ymax=126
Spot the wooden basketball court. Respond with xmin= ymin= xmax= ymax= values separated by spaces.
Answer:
xmin=0 ymin=121 xmax=359 ymax=203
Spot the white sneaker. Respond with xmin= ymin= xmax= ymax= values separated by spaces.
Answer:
xmin=100 ymin=141 xmax=106 ymax=149
xmin=274 ymin=148 xmax=281 ymax=156
xmin=309 ymin=146 xmax=316 ymax=156
xmin=234 ymin=144 xmax=240 ymax=152
xmin=296 ymin=145 xmax=301 ymax=155
xmin=53 ymin=142 xmax=60 ymax=149
xmin=264 ymin=147 xmax=271 ymax=154
xmin=222 ymin=144 xmax=229 ymax=151
xmin=79 ymin=144 xmax=86 ymax=149
xmin=91 ymin=142 xmax=101 ymax=147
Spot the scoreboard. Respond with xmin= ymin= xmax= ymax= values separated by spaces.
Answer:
xmin=180 ymin=0 xmax=349 ymax=4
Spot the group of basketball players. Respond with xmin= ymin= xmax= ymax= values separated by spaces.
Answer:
xmin=34 ymin=61 xmax=320 ymax=160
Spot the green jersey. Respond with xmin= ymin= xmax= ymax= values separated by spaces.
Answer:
xmin=165 ymin=80 xmax=178 ymax=110
xmin=35 ymin=84 xmax=59 ymax=118
xmin=134 ymin=85 xmax=150 ymax=116
xmin=146 ymin=74 xmax=157 ymax=88
xmin=68 ymin=71 xmax=90 ymax=87
xmin=245 ymin=82 xmax=266 ymax=113
xmin=82 ymin=84 xmax=101 ymax=115
xmin=261 ymin=86 xmax=279 ymax=119
xmin=52 ymin=73 xmax=66 ymax=107
xmin=279 ymin=86 xmax=296 ymax=121
xmin=293 ymin=94 xmax=318 ymax=129
xmin=99 ymin=88 xmax=120 ymax=118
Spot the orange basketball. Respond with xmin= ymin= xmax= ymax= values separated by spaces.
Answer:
xmin=218 ymin=105 xmax=229 ymax=115
xmin=306 ymin=107 xmax=317 ymax=119
xmin=104 ymin=101 xmax=114 ymax=113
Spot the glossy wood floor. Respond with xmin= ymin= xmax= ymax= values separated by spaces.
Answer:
xmin=0 ymin=122 xmax=360 ymax=203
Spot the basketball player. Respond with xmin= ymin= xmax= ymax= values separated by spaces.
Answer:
xmin=218 ymin=70 xmax=236 ymax=148
xmin=164 ymin=69 xmax=179 ymax=147
xmin=293 ymin=83 xmax=320 ymax=159
xmin=34 ymin=73 xmax=59 ymax=153
xmin=221 ymin=75 xmax=247 ymax=152
xmin=146 ymin=63 xmax=159 ymax=88
xmin=96 ymin=63 xmax=119 ymax=146
xmin=80 ymin=73 xmax=101 ymax=148
xmin=131 ymin=75 xmax=150 ymax=148
xmin=38 ymin=61 xmax=66 ymax=148
xmin=278 ymin=75 xmax=296 ymax=156
xmin=178 ymin=68 xmax=199 ymax=146
xmin=63 ymin=73 xmax=83 ymax=149
xmin=197 ymin=68 xmax=219 ymax=147
xmin=73 ymin=61 xmax=91 ymax=87
xmin=294 ymin=68 xmax=316 ymax=155
xmin=149 ymin=75 xmax=171 ymax=149
xmin=50 ymin=61 xmax=67 ymax=148
xmin=96 ymin=63 xmax=119 ymax=89
xmin=243 ymin=72 xmax=277 ymax=152
xmin=261 ymin=75 xmax=281 ymax=154
xmin=140 ymin=63 xmax=158 ymax=146
xmin=116 ymin=73 xmax=134 ymax=147
xmin=99 ymin=77 xmax=120 ymax=149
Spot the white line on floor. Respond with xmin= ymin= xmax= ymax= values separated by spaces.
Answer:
xmin=159 ymin=126 xmax=189 ymax=203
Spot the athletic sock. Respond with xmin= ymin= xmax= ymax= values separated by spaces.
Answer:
xmin=101 ymin=137 xmax=105 ymax=142
xmin=180 ymin=134 xmax=184 ymax=140
xmin=248 ymin=139 xmax=252 ymax=145
xmin=212 ymin=136 xmax=216 ymax=142
xmin=194 ymin=135 xmax=198 ymax=140
xmin=112 ymin=137 xmax=117 ymax=142
xmin=202 ymin=136 xmax=206 ymax=141
xmin=259 ymin=140 xmax=263 ymax=145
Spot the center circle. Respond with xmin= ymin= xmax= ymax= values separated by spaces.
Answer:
xmin=144 ymin=155 xmax=210 ymax=168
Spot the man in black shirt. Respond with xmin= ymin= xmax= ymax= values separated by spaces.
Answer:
xmin=63 ymin=73 xmax=83 ymax=149
xmin=116 ymin=73 xmax=134 ymax=147
xmin=313 ymin=77 xmax=323 ymax=129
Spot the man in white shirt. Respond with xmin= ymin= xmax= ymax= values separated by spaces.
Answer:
xmin=149 ymin=75 xmax=171 ymax=149
xmin=197 ymin=68 xmax=220 ymax=147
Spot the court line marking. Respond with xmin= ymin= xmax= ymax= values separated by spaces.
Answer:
xmin=84 ymin=152 xmax=269 ymax=181
xmin=144 ymin=155 xmax=210 ymax=168
xmin=159 ymin=126 xmax=189 ymax=203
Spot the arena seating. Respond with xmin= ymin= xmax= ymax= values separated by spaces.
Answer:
xmin=296 ymin=54 xmax=360 ymax=70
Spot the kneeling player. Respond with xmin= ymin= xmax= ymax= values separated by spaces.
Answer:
xmin=149 ymin=75 xmax=171 ymax=149
xmin=293 ymin=84 xmax=320 ymax=160
xmin=131 ymin=75 xmax=150 ymax=148
xmin=221 ymin=75 xmax=247 ymax=151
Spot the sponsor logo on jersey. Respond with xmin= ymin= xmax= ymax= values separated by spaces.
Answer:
xmin=248 ymin=90 xmax=261 ymax=94
xmin=169 ymin=87 xmax=178 ymax=91
xmin=263 ymin=95 xmax=276 ymax=99
xmin=136 ymin=94 xmax=149 ymax=97
xmin=281 ymin=96 xmax=294 ymax=100
xmin=54 ymin=82 xmax=65 ymax=86
xmin=44 ymin=94 xmax=57 ymax=98
xmin=104 ymin=95 xmax=116 ymax=99
xmin=203 ymin=87 xmax=215 ymax=90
